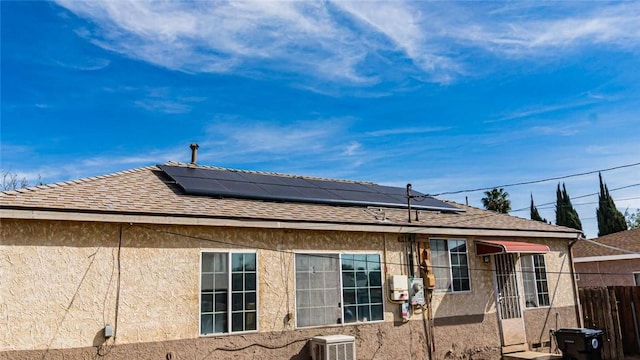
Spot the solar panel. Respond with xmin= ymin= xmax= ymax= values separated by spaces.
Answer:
xmin=159 ymin=164 xmax=462 ymax=212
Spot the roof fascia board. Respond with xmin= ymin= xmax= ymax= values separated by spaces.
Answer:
xmin=1 ymin=208 xmax=579 ymax=239
xmin=573 ymin=254 xmax=640 ymax=263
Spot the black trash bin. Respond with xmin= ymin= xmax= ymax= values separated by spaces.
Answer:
xmin=554 ymin=328 xmax=604 ymax=360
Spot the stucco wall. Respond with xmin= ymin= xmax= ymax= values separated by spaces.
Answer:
xmin=575 ymin=259 xmax=640 ymax=287
xmin=2 ymin=220 xmax=413 ymax=352
xmin=2 ymin=219 xmax=577 ymax=359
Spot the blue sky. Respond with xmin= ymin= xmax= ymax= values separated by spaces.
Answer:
xmin=1 ymin=1 xmax=639 ymax=238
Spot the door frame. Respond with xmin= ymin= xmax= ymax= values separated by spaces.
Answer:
xmin=492 ymin=253 xmax=527 ymax=348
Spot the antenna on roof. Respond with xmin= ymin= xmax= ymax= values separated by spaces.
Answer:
xmin=190 ymin=143 xmax=199 ymax=165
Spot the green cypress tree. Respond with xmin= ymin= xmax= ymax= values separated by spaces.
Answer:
xmin=530 ymin=194 xmax=547 ymax=223
xmin=597 ymin=173 xmax=627 ymax=236
xmin=556 ymin=183 xmax=583 ymax=230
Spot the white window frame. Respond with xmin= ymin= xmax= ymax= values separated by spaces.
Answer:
xmin=429 ymin=238 xmax=471 ymax=293
xmin=634 ymin=272 xmax=640 ymax=286
xmin=199 ymin=250 xmax=258 ymax=336
xmin=521 ymin=254 xmax=550 ymax=308
xmin=293 ymin=250 xmax=385 ymax=329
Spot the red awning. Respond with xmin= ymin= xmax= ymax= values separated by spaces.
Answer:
xmin=475 ymin=240 xmax=550 ymax=256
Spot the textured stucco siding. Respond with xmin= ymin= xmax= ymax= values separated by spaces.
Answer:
xmin=575 ymin=259 xmax=640 ymax=287
xmin=2 ymin=219 xmax=412 ymax=353
xmin=2 ymin=219 xmax=577 ymax=359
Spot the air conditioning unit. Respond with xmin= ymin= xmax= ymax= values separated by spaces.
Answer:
xmin=310 ymin=335 xmax=356 ymax=360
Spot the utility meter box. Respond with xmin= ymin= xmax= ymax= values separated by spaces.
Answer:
xmin=389 ymin=275 xmax=409 ymax=301
xmin=409 ymin=277 xmax=426 ymax=306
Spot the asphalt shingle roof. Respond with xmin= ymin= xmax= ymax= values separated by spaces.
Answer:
xmin=572 ymin=228 xmax=640 ymax=258
xmin=0 ymin=162 xmax=582 ymax=235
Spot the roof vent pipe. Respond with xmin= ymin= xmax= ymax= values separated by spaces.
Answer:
xmin=190 ymin=143 xmax=199 ymax=165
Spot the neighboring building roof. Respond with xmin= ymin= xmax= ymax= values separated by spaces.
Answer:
xmin=0 ymin=162 xmax=582 ymax=238
xmin=573 ymin=228 xmax=640 ymax=261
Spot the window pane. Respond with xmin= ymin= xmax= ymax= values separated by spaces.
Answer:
xmin=232 ymin=293 xmax=243 ymax=311
xmin=295 ymin=253 xmax=340 ymax=328
xmin=341 ymin=253 xmax=383 ymax=324
xmin=430 ymin=239 xmax=451 ymax=291
xmin=344 ymin=306 xmax=357 ymax=323
xmin=202 ymin=253 xmax=215 ymax=273
xmin=353 ymin=254 xmax=367 ymax=271
xmin=245 ymin=312 xmax=257 ymax=331
xmin=214 ymin=274 xmax=227 ymax=291
xmin=371 ymin=305 xmax=383 ymax=321
xmin=201 ymin=314 xmax=213 ymax=334
xmin=232 ymin=253 xmax=243 ymax=272
xmin=369 ymin=271 xmax=381 ymax=286
xmin=342 ymin=254 xmax=355 ymax=270
xmin=215 ymin=293 xmax=227 ymax=312
xmin=201 ymin=252 xmax=258 ymax=335
xmin=357 ymin=288 xmax=370 ymax=304
xmin=232 ymin=274 xmax=243 ymax=291
xmin=201 ymin=274 xmax=214 ymax=293
xmin=367 ymin=254 xmax=380 ymax=270
xmin=214 ymin=314 xmax=227 ymax=333
xmin=296 ymin=290 xmax=310 ymax=308
xmin=357 ymin=305 xmax=370 ymax=321
xmin=244 ymin=253 xmax=256 ymax=271
xmin=310 ymin=290 xmax=325 ymax=307
xmin=343 ymin=289 xmax=356 ymax=305
xmin=245 ymin=273 xmax=256 ymax=291
xmin=202 ymin=294 xmax=213 ymax=312
xmin=296 ymin=254 xmax=310 ymax=271
xmin=370 ymin=287 xmax=383 ymax=303
xmin=232 ymin=313 xmax=243 ymax=332
xmin=245 ymin=292 xmax=256 ymax=310
xmin=297 ymin=308 xmax=311 ymax=327
xmin=343 ymin=272 xmax=356 ymax=288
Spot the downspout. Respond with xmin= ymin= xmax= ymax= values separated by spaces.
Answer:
xmin=568 ymin=234 xmax=584 ymax=327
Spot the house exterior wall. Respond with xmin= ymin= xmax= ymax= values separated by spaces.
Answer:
xmin=575 ymin=259 xmax=640 ymax=287
xmin=423 ymin=235 xmax=579 ymax=356
xmin=1 ymin=219 xmax=578 ymax=359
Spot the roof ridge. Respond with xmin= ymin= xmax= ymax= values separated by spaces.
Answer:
xmin=0 ymin=165 xmax=159 ymax=196
xmin=163 ymin=161 xmax=376 ymax=185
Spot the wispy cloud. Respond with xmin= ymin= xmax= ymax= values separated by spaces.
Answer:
xmin=366 ymin=126 xmax=451 ymax=137
xmin=53 ymin=57 xmax=110 ymax=71
xmin=54 ymin=1 xmax=640 ymax=86
xmin=203 ymin=117 xmax=347 ymax=157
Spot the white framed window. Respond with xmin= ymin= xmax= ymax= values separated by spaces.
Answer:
xmin=521 ymin=254 xmax=550 ymax=308
xmin=634 ymin=272 xmax=640 ymax=286
xmin=429 ymin=238 xmax=471 ymax=292
xmin=295 ymin=253 xmax=383 ymax=328
xmin=200 ymin=251 xmax=257 ymax=335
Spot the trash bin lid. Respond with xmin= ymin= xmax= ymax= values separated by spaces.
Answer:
xmin=557 ymin=328 xmax=604 ymax=336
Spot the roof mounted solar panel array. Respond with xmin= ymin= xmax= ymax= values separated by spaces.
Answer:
xmin=159 ymin=164 xmax=462 ymax=212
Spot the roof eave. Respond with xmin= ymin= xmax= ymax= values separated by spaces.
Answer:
xmin=1 ymin=208 xmax=582 ymax=239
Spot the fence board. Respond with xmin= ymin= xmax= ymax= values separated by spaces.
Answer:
xmin=578 ymin=287 xmax=625 ymax=360
xmin=608 ymin=287 xmax=625 ymax=360
xmin=631 ymin=287 xmax=640 ymax=354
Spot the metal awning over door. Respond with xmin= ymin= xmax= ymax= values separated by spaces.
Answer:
xmin=476 ymin=240 xmax=550 ymax=256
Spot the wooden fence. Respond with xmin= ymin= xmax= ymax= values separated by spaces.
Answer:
xmin=579 ymin=286 xmax=640 ymax=359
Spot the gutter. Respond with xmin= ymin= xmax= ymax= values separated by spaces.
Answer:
xmin=1 ymin=208 xmax=582 ymax=239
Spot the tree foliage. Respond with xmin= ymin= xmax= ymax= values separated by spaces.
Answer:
xmin=555 ymin=183 xmax=582 ymax=230
xmin=596 ymin=172 xmax=627 ymax=236
xmin=530 ymin=194 xmax=547 ymax=223
xmin=481 ymin=188 xmax=511 ymax=213
xmin=624 ymin=208 xmax=640 ymax=230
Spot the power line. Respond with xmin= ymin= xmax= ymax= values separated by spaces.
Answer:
xmin=429 ymin=162 xmax=640 ymax=197
xmin=511 ymin=193 xmax=640 ymax=214
xmin=131 ymin=224 xmax=638 ymax=277
xmin=509 ymin=183 xmax=640 ymax=213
